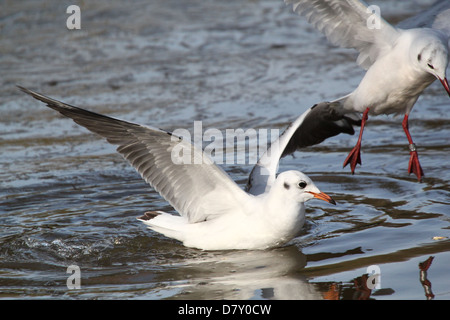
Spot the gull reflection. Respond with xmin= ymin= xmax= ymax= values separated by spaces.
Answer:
xmin=164 ymin=245 xmax=323 ymax=300
xmin=419 ymin=256 xmax=434 ymax=300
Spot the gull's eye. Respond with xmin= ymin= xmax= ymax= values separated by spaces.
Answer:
xmin=427 ymin=63 xmax=434 ymax=69
xmin=298 ymin=181 xmax=307 ymax=189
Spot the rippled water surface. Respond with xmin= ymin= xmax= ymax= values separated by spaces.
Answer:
xmin=1 ymin=0 xmax=450 ymax=300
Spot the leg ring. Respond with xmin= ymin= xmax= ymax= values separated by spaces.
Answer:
xmin=409 ymin=143 xmax=417 ymax=152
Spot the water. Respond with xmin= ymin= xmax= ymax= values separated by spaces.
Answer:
xmin=1 ymin=0 xmax=449 ymax=300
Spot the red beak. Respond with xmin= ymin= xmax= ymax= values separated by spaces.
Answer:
xmin=307 ymin=191 xmax=336 ymax=205
xmin=439 ymin=77 xmax=450 ymax=97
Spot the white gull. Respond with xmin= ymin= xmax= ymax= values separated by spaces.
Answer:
xmin=285 ymin=0 xmax=450 ymax=181
xmin=18 ymin=87 xmax=352 ymax=250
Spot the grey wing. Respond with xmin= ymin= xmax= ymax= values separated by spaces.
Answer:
xmin=19 ymin=87 xmax=250 ymax=223
xmin=246 ymin=101 xmax=360 ymax=195
xmin=397 ymin=0 xmax=450 ymax=37
xmin=284 ymin=0 xmax=400 ymax=69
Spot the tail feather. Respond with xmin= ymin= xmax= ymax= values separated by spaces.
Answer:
xmin=137 ymin=212 xmax=188 ymax=242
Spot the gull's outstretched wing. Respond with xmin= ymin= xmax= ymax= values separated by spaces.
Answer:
xmin=397 ymin=0 xmax=450 ymax=37
xmin=19 ymin=87 xmax=251 ymax=223
xmin=284 ymin=0 xmax=400 ymax=69
xmin=246 ymin=101 xmax=360 ymax=195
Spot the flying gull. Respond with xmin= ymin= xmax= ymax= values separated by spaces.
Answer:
xmin=285 ymin=0 xmax=450 ymax=181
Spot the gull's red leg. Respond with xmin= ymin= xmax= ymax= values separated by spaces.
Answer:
xmin=402 ymin=114 xmax=424 ymax=181
xmin=343 ymin=107 xmax=370 ymax=174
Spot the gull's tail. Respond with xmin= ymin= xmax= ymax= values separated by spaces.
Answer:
xmin=137 ymin=211 xmax=188 ymax=242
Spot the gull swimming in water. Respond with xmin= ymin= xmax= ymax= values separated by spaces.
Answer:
xmin=18 ymin=87 xmax=357 ymax=250
xmin=285 ymin=0 xmax=450 ymax=181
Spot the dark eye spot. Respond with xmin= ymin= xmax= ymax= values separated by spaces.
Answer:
xmin=427 ymin=63 xmax=434 ymax=69
xmin=298 ymin=181 xmax=307 ymax=189
xmin=283 ymin=182 xmax=290 ymax=190
xmin=417 ymin=54 xmax=421 ymax=61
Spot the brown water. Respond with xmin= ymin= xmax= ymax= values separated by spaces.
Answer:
xmin=1 ymin=0 xmax=449 ymax=300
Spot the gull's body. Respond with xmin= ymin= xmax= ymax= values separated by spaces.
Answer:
xmin=285 ymin=0 xmax=450 ymax=181
xmin=19 ymin=87 xmax=348 ymax=250
xmin=344 ymin=28 xmax=445 ymax=116
xmin=147 ymin=172 xmax=310 ymax=250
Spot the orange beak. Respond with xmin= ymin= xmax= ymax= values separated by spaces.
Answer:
xmin=307 ymin=191 xmax=336 ymax=205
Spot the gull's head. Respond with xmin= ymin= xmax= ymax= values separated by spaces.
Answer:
xmin=412 ymin=32 xmax=450 ymax=97
xmin=275 ymin=171 xmax=336 ymax=205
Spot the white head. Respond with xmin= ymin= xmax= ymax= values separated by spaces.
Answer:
xmin=412 ymin=30 xmax=450 ymax=96
xmin=275 ymin=170 xmax=335 ymax=205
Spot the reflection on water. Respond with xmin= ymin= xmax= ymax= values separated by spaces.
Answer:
xmin=158 ymin=246 xmax=318 ymax=300
xmin=419 ymin=256 xmax=434 ymax=300
xmin=1 ymin=0 xmax=450 ymax=300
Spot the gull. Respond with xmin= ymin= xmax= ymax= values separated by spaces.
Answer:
xmin=18 ymin=87 xmax=359 ymax=250
xmin=285 ymin=0 xmax=450 ymax=181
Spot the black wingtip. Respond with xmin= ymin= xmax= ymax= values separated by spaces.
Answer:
xmin=17 ymin=85 xmax=39 ymax=97
xmin=17 ymin=85 xmax=30 ymax=94
xmin=281 ymin=101 xmax=361 ymax=158
xmin=17 ymin=85 xmax=50 ymax=105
